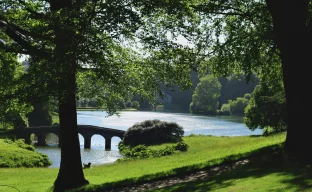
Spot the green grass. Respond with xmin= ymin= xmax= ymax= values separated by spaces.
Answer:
xmin=76 ymin=107 xmax=106 ymax=111
xmin=76 ymin=107 xmax=138 ymax=111
xmin=0 ymin=139 xmax=51 ymax=168
xmin=151 ymin=152 xmax=312 ymax=192
xmin=120 ymin=108 xmax=138 ymax=111
xmin=0 ymin=133 xmax=288 ymax=192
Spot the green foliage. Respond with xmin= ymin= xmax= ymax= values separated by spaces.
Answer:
xmin=123 ymin=119 xmax=184 ymax=146
xmin=0 ymin=0 xmax=197 ymax=116
xmin=4 ymin=138 xmax=35 ymax=151
xmin=244 ymin=79 xmax=287 ymax=133
xmin=220 ymin=103 xmax=231 ymax=115
xmin=76 ymin=98 xmax=98 ymax=108
xmin=27 ymin=102 xmax=52 ymax=127
xmin=0 ymin=57 xmax=31 ymax=131
xmin=228 ymin=97 xmax=249 ymax=116
xmin=244 ymin=93 xmax=252 ymax=100
xmin=0 ymin=139 xmax=51 ymax=167
xmin=174 ymin=141 xmax=189 ymax=151
xmin=262 ymin=126 xmax=285 ymax=136
xmin=118 ymin=141 xmax=189 ymax=161
xmin=194 ymin=1 xmax=279 ymax=81
xmin=0 ymin=110 xmax=27 ymax=132
xmin=190 ymin=75 xmax=221 ymax=115
xmin=131 ymin=101 xmax=140 ymax=110
xmin=218 ymin=75 xmax=259 ymax=107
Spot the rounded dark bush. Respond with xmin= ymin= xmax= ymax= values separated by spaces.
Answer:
xmin=123 ymin=119 xmax=184 ymax=146
xmin=174 ymin=141 xmax=189 ymax=151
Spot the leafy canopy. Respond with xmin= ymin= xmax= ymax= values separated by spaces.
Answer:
xmin=0 ymin=0 xmax=200 ymax=114
xmin=190 ymin=74 xmax=221 ymax=114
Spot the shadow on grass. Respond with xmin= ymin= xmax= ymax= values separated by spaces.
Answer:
xmin=150 ymin=151 xmax=312 ymax=192
xmin=69 ymin=144 xmax=297 ymax=192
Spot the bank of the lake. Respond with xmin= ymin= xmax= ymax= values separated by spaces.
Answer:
xmin=0 ymin=133 xmax=291 ymax=192
xmin=39 ymin=111 xmax=263 ymax=168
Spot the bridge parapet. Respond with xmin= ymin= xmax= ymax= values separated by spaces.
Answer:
xmin=19 ymin=124 xmax=125 ymax=150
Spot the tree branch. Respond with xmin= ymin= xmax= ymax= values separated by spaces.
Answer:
xmin=192 ymin=3 xmax=251 ymax=17
xmin=8 ymin=22 xmax=53 ymax=42
xmin=0 ymin=40 xmax=29 ymax=54
xmin=17 ymin=0 xmax=46 ymax=19
xmin=0 ymin=14 xmax=53 ymax=41
xmin=0 ymin=20 xmax=48 ymax=58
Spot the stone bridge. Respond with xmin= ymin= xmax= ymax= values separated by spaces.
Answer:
xmin=19 ymin=125 xmax=125 ymax=150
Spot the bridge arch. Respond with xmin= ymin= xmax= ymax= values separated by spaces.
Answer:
xmin=20 ymin=125 xmax=125 ymax=150
xmin=91 ymin=134 xmax=105 ymax=148
xmin=78 ymin=133 xmax=85 ymax=147
xmin=26 ymin=132 xmax=47 ymax=146
xmin=45 ymin=133 xmax=59 ymax=145
xmin=111 ymin=136 xmax=122 ymax=150
xmin=29 ymin=133 xmax=38 ymax=145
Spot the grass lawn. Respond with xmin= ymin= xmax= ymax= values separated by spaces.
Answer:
xmin=151 ymin=151 xmax=312 ymax=192
xmin=0 ymin=133 xmax=290 ymax=192
xmin=76 ymin=107 xmax=137 ymax=111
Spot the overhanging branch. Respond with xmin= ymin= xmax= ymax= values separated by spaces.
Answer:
xmin=0 ymin=20 xmax=49 ymax=58
xmin=0 ymin=40 xmax=29 ymax=54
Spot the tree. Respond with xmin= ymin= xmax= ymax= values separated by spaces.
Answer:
xmin=183 ymin=0 xmax=311 ymax=160
xmin=0 ymin=48 xmax=30 ymax=132
xmin=131 ymin=101 xmax=140 ymax=110
xmin=244 ymin=79 xmax=287 ymax=134
xmin=190 ymin=75 xmax=221 ymax=115
xmin=27 ymin=102 xmax=52 ymax=127
xmin=218 ymin=75 xmax=259 ymax=108
xmin=1 ymin=0 xmax=195 ymax=190
xmin=228 ymin=95 xmax=250 ymax=116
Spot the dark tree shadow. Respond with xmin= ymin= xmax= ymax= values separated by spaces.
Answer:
xmin=151 ymin=151 xmax=312 ymax=192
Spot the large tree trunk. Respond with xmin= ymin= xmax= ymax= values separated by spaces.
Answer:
xmin=266 ymin=0 xmax=312 ymax=160
xmin=51 ymin=1 xmax=89 ymax=190
xmin=53 ymin=75 xmax=89 ymax=191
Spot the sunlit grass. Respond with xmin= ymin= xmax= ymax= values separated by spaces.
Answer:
xmin=151 ymin=151 xmax=312 ymax=192
xmin=0 ymin=133 xmax=287 ymax=192
xmin=73 ymin=133 xmax=286 ymax=191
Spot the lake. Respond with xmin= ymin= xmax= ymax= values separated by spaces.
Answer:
xmin=35 ymin=111 xmax=262 ymax=168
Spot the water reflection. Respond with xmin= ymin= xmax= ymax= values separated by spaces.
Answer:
xmin=35 ymin=145 xmax=123 ymax=168
xmin=36 ymin=135 xmax=122 ymax=168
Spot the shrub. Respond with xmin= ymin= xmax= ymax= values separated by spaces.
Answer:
xmin=4 ymin=138 xmax=35 ymax=151
xmin=118 ymin=141 xmax=189 ymax=161
xmin=131 ymin=101 xmax=140 ymax=110
xmin=228 ymin=97 xmax=249 ymax=116
xmin=174 ymin=141 xmax=189 ymax=151
xmin=220 ymin=104 xmax=231 ymax=115
xmin=123 ymin=119 xmax=184 ymax=146
xmin=125 ymin=101 xmax=132 ymax=108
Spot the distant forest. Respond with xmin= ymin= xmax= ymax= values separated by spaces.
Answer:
xmin=133 ymin=72 xmax=259 ymax=112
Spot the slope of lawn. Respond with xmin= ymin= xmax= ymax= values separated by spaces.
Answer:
xmin=151 ymin=150 xmax=312 ymax=192
xmin=0 ymin=133 xmax=287 ymax=192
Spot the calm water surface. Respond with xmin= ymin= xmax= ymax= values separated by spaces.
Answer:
xmin=35 ymin=111 xmax=262 ymax=168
